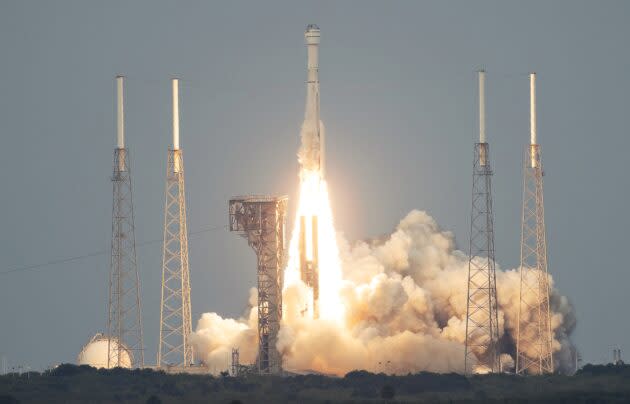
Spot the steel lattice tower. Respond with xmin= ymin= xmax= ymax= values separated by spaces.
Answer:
xmin=107 ymin=76 xmax=144 ymax=368
xmin=465 ymin=71 xmax=500 ymax=374
xmin=229 ymin=196 xmax=288 ymax=375
xmin=231 ymin=348 xmax=240 ymax=376
xmin=158 ymin=79 xmax=194 ymax=368
xmin=516 ymin=73 xmax=554 ymax=375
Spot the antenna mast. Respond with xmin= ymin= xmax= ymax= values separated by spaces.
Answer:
xmin=516 ymin=73 xmax=554 ymax=375
xmin=107 ymin=76 xmax=144 ymax=368
xmin=158 ymin=79 xmax=194 ymax=368
xmin=464 ymin=70 xmax=500 ymax=374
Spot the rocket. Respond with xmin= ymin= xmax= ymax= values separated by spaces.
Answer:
xmin=303 ymin=24 xmax=325 ymax=178
xmin=299 ymin=24 xmax=322 ymax=318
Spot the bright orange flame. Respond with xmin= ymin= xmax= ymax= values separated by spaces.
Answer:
xmin=284 ymin=170 xmax=344 ymax=322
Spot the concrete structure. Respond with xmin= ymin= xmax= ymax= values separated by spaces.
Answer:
xmin=77 ymin=333 xmax=132 ymax=369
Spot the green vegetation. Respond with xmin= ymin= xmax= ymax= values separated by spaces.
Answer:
xmin=0 ymin=364 xmax=629 ymax=403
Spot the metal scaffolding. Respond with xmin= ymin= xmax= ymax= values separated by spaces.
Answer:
xmin=229 ymin=196 xmax=288 ymax=374
xmin=231 ymin=348 xmax=240 ymax=376
xmin=465 ymin=142 xmax=500 ymax=374
xmin=158 ymin=148 xmax=194 ymax=368
xmin=516 ymin=144 xmax=554 ymax=375
xmin=107 ymin=147 xmax=144 ymax=368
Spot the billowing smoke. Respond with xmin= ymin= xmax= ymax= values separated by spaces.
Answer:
xmin=191 ymin=288 xmax=258 ymax=370
xmin=192 ymin=210 xmax=576 ymax=375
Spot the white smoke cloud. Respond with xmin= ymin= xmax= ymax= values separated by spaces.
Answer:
xmin=193 ymin=210 xmax=576 ymax=375
xmin=191 ymin=288 xmax=258 ymax=371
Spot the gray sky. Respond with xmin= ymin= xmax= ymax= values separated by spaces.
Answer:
xmin=0 ymin=1 xmax=628 ymax=370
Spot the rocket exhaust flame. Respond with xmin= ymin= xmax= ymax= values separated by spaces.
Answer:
xmin=284 ymin=169 xmax=344 ymax=322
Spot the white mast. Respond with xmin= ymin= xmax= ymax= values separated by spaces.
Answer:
xmin=172 ymin=78 xmax=180 ymax=151
xmin=479 ymin=70 xmax=486 ymax=144
xmin=530 ymin=73 xmax=537 ymax=167
xmin=530 ymin=73 xmax=537 ymax=145
xmin=116 ymin=76 xmax=124 ymax=149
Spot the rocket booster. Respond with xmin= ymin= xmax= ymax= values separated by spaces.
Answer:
xmin=304 ymin=24 xmax=325 ymax=178
xmin=299 ymin=215 xmax=319 ymax=318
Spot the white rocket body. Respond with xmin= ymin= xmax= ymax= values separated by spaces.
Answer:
xmin=304 ymin=24 xmax=324 ymax=178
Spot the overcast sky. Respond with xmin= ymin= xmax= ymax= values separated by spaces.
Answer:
xmin=1 ymin=1 xmax=628 ymax=370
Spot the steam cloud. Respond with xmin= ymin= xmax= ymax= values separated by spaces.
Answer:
xmin=192 ymin=210 xmax=576 ymax=375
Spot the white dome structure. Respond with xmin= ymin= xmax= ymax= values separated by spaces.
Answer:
xmin=77 ymin=333 xmax=133 ymax=369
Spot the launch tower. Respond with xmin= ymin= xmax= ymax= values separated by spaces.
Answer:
xmin=158 ymin=79 xmax=194 ymax=368
xmin=107 ymin=76 xmax=144 ymax=368
xmin=464 ymin=70 xmax=500 ymax=374
xmin=516 ymin=73 xmax=554 ymax=374
xmin=229 ymin=196 xmax=288 ymax=374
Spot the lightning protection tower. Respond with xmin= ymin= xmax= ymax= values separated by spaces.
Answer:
xmin=464 ymin=70 xmax=500 ymax=374
xmin=516 ymin=73 xmax=554 ymax=375
xmin=229 ymin=196 xmax=288 ymax=375
xmin=107 ymin=76 xmax=144 ymax=368
xmin=158 ymin=79 xmax=194 ymax=368
xmin=231 ymin=348 xmax=240 ymax=376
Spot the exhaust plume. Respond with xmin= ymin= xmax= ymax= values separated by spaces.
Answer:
xmin=193 ymin=210 xmax=576 ymax=375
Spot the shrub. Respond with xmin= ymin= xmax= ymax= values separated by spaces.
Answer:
xmin=381 ymin=384 xmax=395 ymax=400
xmin=146 ymin=395 xmax=161 ymax=404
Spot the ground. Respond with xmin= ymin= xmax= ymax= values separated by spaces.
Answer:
xmin=0 ymin=364 xmax=629 ymax=403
